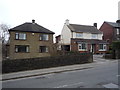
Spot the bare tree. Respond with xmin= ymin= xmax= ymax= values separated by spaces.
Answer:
xmin=0 ymin=24 xmax=10 ymax=43
xmin=0 ymin=24 xmax=10 ymax=60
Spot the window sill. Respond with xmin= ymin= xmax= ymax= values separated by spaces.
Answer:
xmin=15 ymin=52 xmax=30 ymax=53
xmin=78 ymin=49 xmax=87 ymax=51
xmin=99 ymin=50 xmax=106 ymax=51
xmin=39 ymin=52 xmax=49 ymax=53
xmin=39 ymin=40 xmax=49 ymax=41
xmin=15 ymin=39 xmax=26 ymax=41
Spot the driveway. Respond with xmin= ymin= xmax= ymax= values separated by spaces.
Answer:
xmin=93 ymin=54 xmax=115 ymax=63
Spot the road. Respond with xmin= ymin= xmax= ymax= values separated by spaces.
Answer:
xmin=2 ymin=59 xmax=119 ymax=88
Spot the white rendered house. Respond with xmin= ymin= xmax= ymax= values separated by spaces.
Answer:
xmin=56 ymin=19 xmax=108 ymax=54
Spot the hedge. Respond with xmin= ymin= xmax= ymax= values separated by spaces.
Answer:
xmin=112 ymin=41 xmax=120 ymax=50
xmin=2 ymin=52 xmax=93 ymax=74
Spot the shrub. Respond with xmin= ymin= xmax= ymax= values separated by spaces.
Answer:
xmin=112 ymin=41 xmax=120 ymax=50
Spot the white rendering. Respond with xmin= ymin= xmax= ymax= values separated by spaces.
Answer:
xmin=60 ymin=19 xmax=103 ymax=45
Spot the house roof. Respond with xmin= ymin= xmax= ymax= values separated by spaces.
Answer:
xmin=9 ymin=22 xmax=55 ymax=34
xmin=105 ymin=21 xmax=120 ymax=28
xmin=67 ymin=24 xmax=102 ymax=34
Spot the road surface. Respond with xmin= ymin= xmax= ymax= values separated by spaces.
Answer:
xmin=2 ymin=60 xmax=119 ymax=88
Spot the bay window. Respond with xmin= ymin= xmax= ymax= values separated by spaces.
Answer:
xmin=78 ymin=43 xmax=87 ymax=51
xmin=99 ymin=44 xmax=106 ymax=51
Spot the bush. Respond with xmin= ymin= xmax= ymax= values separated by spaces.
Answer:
xmin=112 ymin=41 xmax=120 ymax=50
xmin=112 ymin=41 xmax=120 ymax=59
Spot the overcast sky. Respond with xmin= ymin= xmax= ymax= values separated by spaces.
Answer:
xmin=0 ymin=0 xmax=119 ymax=36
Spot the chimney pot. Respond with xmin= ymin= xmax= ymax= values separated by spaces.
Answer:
xmin=116 ymin=20 xmax=120 ymax=23
xmin=32 ymin=19 xmax=35 ymax=23
xmin=93 ymin=23 xmax=97 ymax=28
xmin=65 ymin=19 xmax=69 ymax=25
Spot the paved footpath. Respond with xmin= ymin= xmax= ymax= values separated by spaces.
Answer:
xmin=1 ymin=55 xmax=118 ymax=81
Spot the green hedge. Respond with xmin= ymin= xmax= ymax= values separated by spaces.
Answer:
xmin=2 ymin=53 xmax=93 ymax=74
xmin=112 ymin=41 xmax=120 ymax=50
xmin=112 ymin=41 xmax=120 ymax=59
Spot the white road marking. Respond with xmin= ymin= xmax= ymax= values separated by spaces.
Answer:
xmin=3 ymin=73 xmax=55 ymax=82
xmin=116 ymin=75 xmax=120 ymax=77
xmin=54 ymin=82 xmax=83 ymax=88
xmin=103 ymin=83 xmax=119 ymax=88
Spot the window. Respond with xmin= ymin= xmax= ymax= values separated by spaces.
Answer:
xmin=92 ymin=34 xmax=98 ymax=39
xmin=15 ymin=33 xmax=26 ymax=40
xmin=99 ymin=44 xmax=106 ymax=51
xmin=76 ymin=33 xmax=83 ymax=38
xmin=39 ymin=46 xmax=48 ymax=53
xmin=40 ymin=34 xmax=49 ymax=41
xmin=15 ymin=45 xmax=29 ymax=53
xmin=116 ymin=28 xmax=119 ymax=35
xmin=78 ymin=43 xmax=87 ymax=51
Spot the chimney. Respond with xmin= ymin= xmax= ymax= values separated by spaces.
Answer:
xmin=65 ymin=19 xmax=69 ymax=25
xmin=32 ymin=19 xmax=35 ymax=24
xmin=116 ymin=20 xmax=120 ymax=23
xmin=93 ymin=23 xmax=97 ymax=28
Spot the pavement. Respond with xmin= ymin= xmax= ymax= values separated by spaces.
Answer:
xmin=1 ymin=55 xmax=118 ymax=81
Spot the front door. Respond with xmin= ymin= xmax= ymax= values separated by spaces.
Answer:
xmin=91 ymin=44 xmax=96 ymax=54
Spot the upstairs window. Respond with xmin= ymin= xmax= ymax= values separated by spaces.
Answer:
xmin=15 ymin=33 xmax=26 ymax=40
xmin=39 ymin=46 xmax=49 ymax=53
xmin=92 ymin=34 xmax=98 ymax=39
xmin=15 ymin=45 xmax=29 ymax=53
xmin=76 ymin=33 xmax=83 ymax=38
xmin=99 ymin=44 xmax=106 ymax=51
xmin=78 ymin=43 xmax=87 ymax=51
xmin=40 ymin=34 xmax=49 ymax=41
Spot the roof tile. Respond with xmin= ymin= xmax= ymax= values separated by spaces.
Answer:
xmin=9 ymin=23 xmax=55 ymax=34
xmin=68 ymin=24 xmax=102 ymax=34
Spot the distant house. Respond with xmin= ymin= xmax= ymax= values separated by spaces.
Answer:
xmin=55 ymin=35 xmax=61 ymax=50
xmin=56 ymin=19 xmax=108 ymax=54
xmin=99 ymin=20 xmax=120 ymax=44
xmin=8 ymin=20 xmax=55 ymax=59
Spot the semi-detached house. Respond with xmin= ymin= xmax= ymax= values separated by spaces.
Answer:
xmin=99 ymin=20 xmax=120 ymax=44
xmin=8 ymin=20 xmax=55 ymax=59
xmin=56 ymin=19 xmax=109 ymax=54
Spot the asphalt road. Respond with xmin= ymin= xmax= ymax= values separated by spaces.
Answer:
xmin=2 ymin=60 xmax=119 ymax=88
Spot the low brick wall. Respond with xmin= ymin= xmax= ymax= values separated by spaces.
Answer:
xmin=2 ymin=52 xmax=93 ymax=74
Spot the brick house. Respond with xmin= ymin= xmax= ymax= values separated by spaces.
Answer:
xmin=99 ymin=20 xmax=120 ymax=44
xmin=55 ymin=35 xmax=61 ymax=50
xmin=8 ymin=20 xmax=56 ymax=59
xmin=56 ymin=19 xmax=109 ymax=54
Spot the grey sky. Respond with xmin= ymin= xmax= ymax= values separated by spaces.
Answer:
xmin=0 ymin=0 xmax=119 ymax=36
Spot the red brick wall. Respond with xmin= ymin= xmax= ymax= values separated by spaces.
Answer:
xmin=99 ymin=22 xmax=114 ymax=44
xmin=71 ymin=39 xmax=78 ymax=51
xmin=71 ymin=39 xmax=108 ymax=54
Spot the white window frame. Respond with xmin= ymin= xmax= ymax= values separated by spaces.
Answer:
xmin=40 ymin=34 xmax=49 ymax=41
xmin=116 ymin=28 xmax=119 ymax=35
xmin=39 ymin=46 xmax=49 ymax=53
xmin=78 ymin=43 xmax=87 ymax=51
xmin=15 ymin=45 xmax=29 ymax=53
xmin=99 ymin=44 xmax=106 ymax=51
xmin=92 ymin=34 xmax=98 ymax=39
xmin=15 ymin=33 xmax=26 ymax=40
xmin=76 ymin=33 xmax=83 ymax=38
